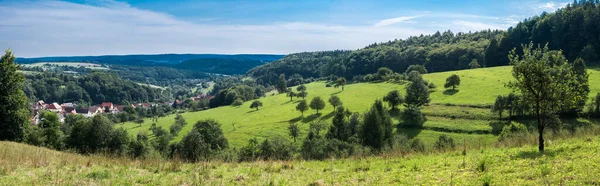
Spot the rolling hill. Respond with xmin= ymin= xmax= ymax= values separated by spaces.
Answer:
xmin=120 ymin=66 xmax=600 ymax=148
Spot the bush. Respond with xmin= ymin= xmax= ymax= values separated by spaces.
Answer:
xmin=499 ymin=122 xmax=528 ymax=141
xmin=433 ymin=135 xmax=456 ymax=151
xmin=410 ymin=138 xmax=425 ymax=152
xmin=258 ymin=137 xmax=296 ymax=161
xmin=231 ymin=98 xmax=244 ymax=106
xmin=401 ymin=106 xmax=426 ymax=128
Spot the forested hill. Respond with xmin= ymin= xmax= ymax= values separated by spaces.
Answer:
xmin=488 ymin=1 xmax=600 ymax=67
xmin=16 ymin=54 xmax=284 ymax=65
xmin=249 ymin=1 xmax=600 ymax=85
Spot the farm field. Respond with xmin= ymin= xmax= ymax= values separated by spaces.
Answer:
xmin=1 ymin=134 xmax=599 ymax=185
xmin=121 ymin=66 xmax=600 ymax=148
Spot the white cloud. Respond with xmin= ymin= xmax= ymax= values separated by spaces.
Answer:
xmin=452 ymin=20 xmax=507 ymax=31
xmin=533 ymin=1 xmax=570 ymax=12
xmin=0 ymin=1 xmax=518 ymax=57
xmin=374 ymin=16 xmax=421 ymax=27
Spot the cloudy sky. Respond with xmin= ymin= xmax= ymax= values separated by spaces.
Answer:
xmin=0 ymin=0 xmax=570 ymax=57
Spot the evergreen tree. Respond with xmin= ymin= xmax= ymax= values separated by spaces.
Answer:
xmin=326 ymin=107 xmax=349 ymax=142
xmin=361 ymin=100 xmax=393 ymax=150
xmin=484 ymin=38 xmax=499 ymax=67
xmin=0 ymin=50 xmax=29 ymax=142
xmin=276 ymin=74 xmax=287 ymax=94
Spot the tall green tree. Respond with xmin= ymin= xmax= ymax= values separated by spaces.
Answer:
xmin=276 ymin=74 xmax=287 ymax=94
xmin=334 ymin=77 xmax=346 ymax=90
xmin=296 ymin=100 xmax=309 ymax=116
xmin=484 ymin=38 xmax=499 ymax=67
xmin=507 ymin=44 xmax=586 ymax=152
xmin=250 ymin=100 xmax=263 ymax=110
xmin=0 ymin=50 xmax=29 ymax=142
xmin=39 ymin=111 xmax=64 ymax=150
xmin=296 ymin=84 xmax=307 ymax=92
xmin=328 ymin=95 xmax=343 ymax=111
xmin=361 ymin=100 xmax=393 ymax=150
xmin=383 ymin=90 xmax=404 ymax=110
xmin=288 ymin=123 xmax=300 ymax=143
xmin=287 ymin=91 xmax=297 ymax=101
xmin=444 ymin=74 xmax=461 ymax=90
xmin=405 ymin=71 xmax=430 ymax=107
xmin=326 ymin=107 xmax=350 ymax=142
xmin=309 ymin=96 xmax=326 ymax=114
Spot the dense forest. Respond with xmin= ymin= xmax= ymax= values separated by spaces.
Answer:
xmin=23 ymin=72 xmax=170 ymax=105
xmin=488 ymin=1 xmax=600 ymax=66
xmin=249 ymin=1 xmax=600 ymax=86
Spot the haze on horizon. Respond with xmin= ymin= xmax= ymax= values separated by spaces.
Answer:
xmin=0 ymin=0 xmax=569 ymax=57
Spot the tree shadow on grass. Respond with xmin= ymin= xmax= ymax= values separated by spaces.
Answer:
xmin=320 ymin=111 xmax=335 ymax=120
xmin=289 ymin=116 xmax=303 ymax=123
xmin=443 ymin=89 xmax=459 ymax=95
xmin=330 ymin=90 xmax=342 ymax=96
xmin=396 ymin=127 xmax=423 ymax=139
xmin=513 ymin=146 xmax=567 ymax=159
xmin=246 ymin=109 xmax=259 ymax=113
xmin=302 ymin=113 xmax=321 ymax=123
xmin=280 ymin=100 xmax=293 ymax=105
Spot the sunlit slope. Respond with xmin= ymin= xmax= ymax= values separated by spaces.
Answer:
xmin=121 ymin=66 xmax=600 ymax=147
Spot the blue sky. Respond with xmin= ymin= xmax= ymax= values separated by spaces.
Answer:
xmin=0 ymin=0 xmax=570 ymax=57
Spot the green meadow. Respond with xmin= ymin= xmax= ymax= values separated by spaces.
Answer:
xmin=120 ymin=66 xmax=600 ymax=148
xmin=2 ymin=133 xmax=599 ymax=185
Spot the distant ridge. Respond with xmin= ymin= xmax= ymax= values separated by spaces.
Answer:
xmin=16 ymin=54 xmax=285 ymax=64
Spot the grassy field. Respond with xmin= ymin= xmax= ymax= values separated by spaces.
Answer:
xmin=121 ymin=66 xmax=600 ymax=148
xmin=2 ymin=135 xmax=599 ymax=185
xmin=21 ymin=62 xmax=110 ymax=70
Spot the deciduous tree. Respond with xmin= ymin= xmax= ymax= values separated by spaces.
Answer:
xmin=507 ymin=44 xmax=586 ymax=152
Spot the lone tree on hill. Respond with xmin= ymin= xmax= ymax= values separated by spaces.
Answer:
xmin=444 ymin=74 xmax=461 ymax=90
xmin=334 ymin=77 xmax=347 ymax=91
xmin=276 ymin=74 xmax=287 ymax=94
xmin=0 ymin=50 xmax=29 ymax=142
xmin=507 ymin=43 xmax=587 ymax=152
xmin=328 ymin=95 xmax=343 ymax=111
xmin=297 ymin=91 xmax=308 ymax=100
xmin=250 ymin=100 xmax=263 ymax=111
xmin=296 ymin=100 xmax=309 ymax=116
xmin=296 ymin=84 xmax=307 ymax=92
xmin=288 ymin=123 xmax=300 ymax=142
xmin=287 ymin=90 xmax=296 ymax=101
xmin=309 ymin=96 xmax=326 ymax=114
xmin=383 ymin=90 xmax=404 ymax=110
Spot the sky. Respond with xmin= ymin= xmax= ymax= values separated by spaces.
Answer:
xmin=0 ymin=0 xmax=571 ymax=57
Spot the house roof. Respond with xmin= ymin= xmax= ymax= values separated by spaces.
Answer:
xmin=48 ymin=103 xmax=62 ymax=110
xmin=101 ymin=102 xmax=113 ymax=108
xmin=76 ymin=108 xmax=89 ymax=114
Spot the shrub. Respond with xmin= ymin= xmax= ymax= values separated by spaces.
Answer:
xmin=258 ymin=137 xmax=296 ymax=161
xmin=498 ymin=122 xmax=528 ymax=141
xmin=231 ymin=98 xmax=244 ymax=106
xmin=400 ymin=106 xmax=426 ymax=128
xmin=410 ymin=138 xmax=425 ymax=152
xmin=433 ymin=135 xmax=456 ymax=150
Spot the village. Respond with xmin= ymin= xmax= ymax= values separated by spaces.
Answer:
xmin=29 ymin=93 xmax=214 ymax=125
